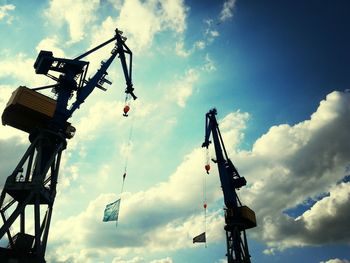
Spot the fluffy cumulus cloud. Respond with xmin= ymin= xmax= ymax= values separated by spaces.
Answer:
xmin=92 ymin=0 xmax=188 ymax=53
xmin=44 ymin=0 xmax=100 ymax=43
xmin=320 ymin=259 xmax=350 ymax=263
xmin=238 ymin=91 xmax=350 ymax=250
xmin=36 ymin=36 xmax=65 ymax=58
xmin=0 ymin=54 xmax=47 ymax=86
xmin=150 ymin=257 xmax=173 ymax=263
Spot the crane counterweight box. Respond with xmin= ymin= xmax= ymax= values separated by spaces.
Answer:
xmin=226 ymin=205 xmax=257 ymax=230
xmin=2 ymin=86 xmax=56 ymax=133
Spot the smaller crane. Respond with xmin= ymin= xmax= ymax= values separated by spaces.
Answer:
xmin=202 ymin=108 xmax=256 ymax=263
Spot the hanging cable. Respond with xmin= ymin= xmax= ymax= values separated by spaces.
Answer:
xmin=112 ymin=105 xmax=135 ymax=228
xmin=203 ymin=190 xmax=207 ymax=248
xmin=120 ymin=102 xmax=135 ymax=195
xmin=203 ymin=148 xmax=209 ymax=248
xmin=205 ymin=147 xmax=210 ymax=174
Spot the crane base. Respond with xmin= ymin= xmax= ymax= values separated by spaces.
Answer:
xmin=0 ymin=247 xmax=45 ymax=263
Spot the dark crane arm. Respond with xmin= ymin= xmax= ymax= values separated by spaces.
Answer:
xmin=32 ymin=28 xmax=136 ymax=129
xmin=68 ymin=29 xmax=136 ymax=118
xmin=201 ymin=108 xmax=247 ymax=209
xmin=201 ymin=109 xmax=256 ymax=263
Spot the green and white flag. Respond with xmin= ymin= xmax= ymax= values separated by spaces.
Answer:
xmin=103 ymin=198 xmax=121 ymax=222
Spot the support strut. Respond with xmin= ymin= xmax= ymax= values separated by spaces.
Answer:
xmin=0 ymin=129 xmax=66 ymax=263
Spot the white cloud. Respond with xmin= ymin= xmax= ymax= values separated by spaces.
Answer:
xmin=160 ymin=0 xmax=187 ymax=33
xmin=150 ymin=257 xmax=173 ymax=263
xmin=111 ymin=256 xmax=173 ymax=263
xmin=296 ymin=182 xmax=350 ymax=241
xmin=0 ymin=4 xmax=15 ymax=23
xmin=219 ymin=0 xmax=236 ymax=22
xmin=112 ymin=256 xmax=144 ymax=263
xmin=36 ymin=36 xmax=65 ymax=57
xmin=0 ymin=54 xmax=49 ymax=86
xmin=210 ymin=30 xmax=219 ymax=38
xmin=194 ymin=41 xmax=206 ymax=50
xmin=169 ymin=68 xmax=199 ymax=107
xmin=116 ymin=0 xmax=161 ymax=51
xmin=262 ymin=248 xmax=276 ymax=255
xmin=240 ymin=91 xmax=350 ymax=250
xmin=116 ymin=0 xmax=187 ymax=52
xmin=219 ymin=110 xmax=250 ymax=153
xmin=44 ymin=0 xmax=100 ymax=43
xmin=73 ymin=100 xmax=122 ymax=140
xmin=320 ymin=259 xmax=350 ymax=263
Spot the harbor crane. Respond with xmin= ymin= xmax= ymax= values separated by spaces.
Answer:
xmin=0 ymin=29 xmax=135 ymax=262
xmin=202 ymin=109 xmax=256 ymax=263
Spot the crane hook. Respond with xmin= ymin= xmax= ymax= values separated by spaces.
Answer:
xmin=123 ymin=105 xmax=130 ymax=117
xmin=205 ymin=164 xmax=210 ymax=174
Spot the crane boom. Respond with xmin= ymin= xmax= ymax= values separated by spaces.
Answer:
xmin=69 ymin=29 xmax=135 ymax=118
xmin=202 ymin=108 xmax=256 ymax=263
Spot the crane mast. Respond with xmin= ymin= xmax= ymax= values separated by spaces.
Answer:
xmin=202 ymin=108 xmax=256 ymax=263
xmin=0 ymin=29 xmax=135 ymax=262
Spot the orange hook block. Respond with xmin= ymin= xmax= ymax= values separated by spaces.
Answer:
xmin=205 ymin=164 xmax=210 ymax=174
xmin=123 ymin=105 xmax=130 ymax=117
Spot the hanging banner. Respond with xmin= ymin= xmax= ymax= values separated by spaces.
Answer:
xmin=103 ymin=198 xmax=121 ymax=222
xmin=193 ymin=232 xmax=206 ymax=243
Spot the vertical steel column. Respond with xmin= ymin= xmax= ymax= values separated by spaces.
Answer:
xmin=0 ymin=129 xmax=66 ymax=262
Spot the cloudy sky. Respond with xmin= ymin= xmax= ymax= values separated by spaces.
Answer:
xmin=1 ymin=0 xmax=350 ymax=262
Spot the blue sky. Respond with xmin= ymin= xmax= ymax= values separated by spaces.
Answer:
xmin=0 ymin=0 xmax=350 ymax=262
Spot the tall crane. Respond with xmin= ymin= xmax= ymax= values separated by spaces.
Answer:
xmin=0 ymin=29 xmax=135 ymax=263
xmin=202 ymin=108 xmax=256 ymax=263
